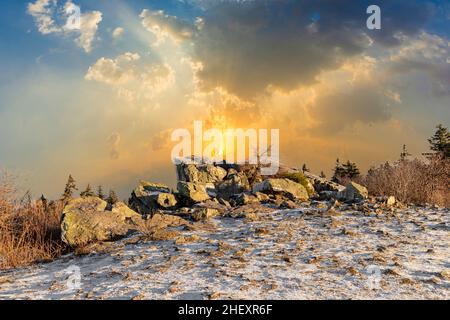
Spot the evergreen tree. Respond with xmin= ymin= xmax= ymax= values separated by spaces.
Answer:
xmin=343 ymin=161 xmax=360 ymax=178
xmin=332 ymin=158 xmax=345 ymax=182
xmin=97 ymin=185 xmax=105 ymax=200
xmin=428 ymin=124 xmax=450 ymax=157
xmin=80 ymin=184 xmax=95 ymax=198
xmin=302 ymin=164 xmax=310 ymax=173
xmin=320 ymin=171 xmax=326 ymax=179
xmin=62 ymin=175 xmax=77 ymax=201
xmin=107 ymin=190 xmax=119 ymax=206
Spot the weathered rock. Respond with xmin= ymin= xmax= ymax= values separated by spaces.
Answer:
xmin=218 ymin=198 xmax=232 ymax=208
xmin=386 ymin=196 xmax=396 ymax=206
xmin=280 ymin=200 xmax=297 ymax=209
xmin=227 ymin=203 xmax=274 ymax=219
xmin=235 ymin=193 xmax=259 ymax=206
xmin=177 ymin=181 xmax=210 ymax=203
xmin=153 ymin=193 xmax=178 ymax=209
xmin=253 ymin=178 xmax=309 ymax=201
xmin=217 ymin=172 xmax=251 ymax=200
xmin=303 ymin=171 xmax=345 ymax=193
xmin=318 ymin=190 xmax=338 ymax=201
xmin=176 ymin=163 xmax=227 ymax=184
xmin=144 ymin=213 xmax=188 ymax=230
xmin=61 ymin=197 xmax=144 ymax=247
xmin=191 ymin=208 xmax=220 ymax=221
xmin=254 ymin=192 xmax=270 ymax=202
xmin=129 ymin=181 xmax=175 ymax=215
xmin=338 ymin=182 xmax=369 ymax=201
xmin=193 ymin=200 xmax=229 ymax=215
xmin=135 ymin=181 xmax=171 ymax=195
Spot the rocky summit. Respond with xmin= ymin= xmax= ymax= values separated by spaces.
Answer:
xmin=0 ymin=161 xmax=447 ymax=300
xmin=58 ymin=161 xmax=396 ymax=248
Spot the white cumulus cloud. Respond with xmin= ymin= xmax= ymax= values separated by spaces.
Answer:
xmin=27 ymin=0 xmax=102 ymax=53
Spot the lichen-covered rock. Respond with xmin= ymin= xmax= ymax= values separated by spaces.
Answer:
xmin=386 ymin=196 xmax=396 ymax=206
xmin=217 ymin=172 xmax=251 ymax=200
xmin=235 ymin=193 xmax=259 ymax=205
xmin=135 ymin=181 xmax=171 ymax=195
xmin=177 ymin=182 xmax=210 ymax=203
xmin=176 ymin=163 xmax=227 ymax=184
xmin=129 ymin=181 xmax=176 ymax=215
xmin=191 ymin=208 xmax=220 ymax=221
xmin=339 ymin=182 xmax=368 ymax=201
xmin=303 ymin=171 xmax=345 ymax=193
xmin=254 ymin=192 xmax=270 ymax=202
xmin=61 ymin=197 xmax=144 ymax=247
xmin=152 ymin=193 xmax=178 ymax=208
xmin=253 ymin=178 xmax=309 ymax=201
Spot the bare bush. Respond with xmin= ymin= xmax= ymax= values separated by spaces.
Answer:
xmin=363 ymin=155 xmax=450 ymax=207
xmin=0 ymin=171 xmax=66 ymax=270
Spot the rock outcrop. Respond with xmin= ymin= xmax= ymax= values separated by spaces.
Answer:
xmin=177 ymin=181 xmax=210 ymax=203
xmin=61 ymin=197 xmax=189 ymax=247
xmin=61 ymin=197 xmax=144 ymax=247
xmin=176 ymin=163 xmax=227 ymax=184
xmin=253 ymin=178 xmax=309 ymax=201
xmin=338 ymin=182 xmax=369 ymax=201
xmin=129 ymin=181 xmax=176 ymax=215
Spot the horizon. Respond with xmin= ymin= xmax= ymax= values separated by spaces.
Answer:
xmin=0 ymin=0 xmax=449 ymax=199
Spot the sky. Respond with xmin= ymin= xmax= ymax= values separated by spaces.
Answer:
xmin=0 ymin=0 xmax=449 ymax=199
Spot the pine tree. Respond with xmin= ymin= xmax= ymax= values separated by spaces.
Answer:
xmin=80 ymin=184 xmax=95 ymax=198
xmin=428 ymin=124 xmax=450 ymax=157
xmin=97 ymin=185 xmax=105 ymax=200
xmin=320 ymin=171 xmax=326 ymax=179
xmin=302 ymin=164 xmax=310 ymax=173
xmin=62 ymin=175 xmax=77 ymax=202
xmin=107 ymin=190 xmax=119 ymax=206
xmin=343 ymin=161 xmax=360 ymax=178
xmin=332 ymin=158 xmax=345 ymax=182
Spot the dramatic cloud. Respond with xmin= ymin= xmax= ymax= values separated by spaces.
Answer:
xmin=27 ymin=0 xmax=102 ymax=53
xmin=308 ymin=86 xmax=393 ymax=135
xmin=147 ymin=0 xmax=433 ymax=99
xmin=387 ymin=32 xmax=450 ymax=95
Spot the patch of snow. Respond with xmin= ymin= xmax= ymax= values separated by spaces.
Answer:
xmin=0 ymin=205 xmax=449 ymax=300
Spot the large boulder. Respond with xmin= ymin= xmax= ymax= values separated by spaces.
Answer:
xmin=176 ymin=163 xmax=227 ymax=184
xmin=338 ymin=182 xmax=368 ymax=201
xmin=303 ymin=171 xmax=345 ymax=193
xmin=253 ymin=178 xmax=309 ymax=201
xmin=217 ymin=171 xmax=251 ymax=200
xmin=177 ymin=181 xmax=210 ymax=203
xmin=235 ymin=193 xmax=259 ymax=206
xmin=61 ymin=197 xmax=145 ymax=247
xmin=129 ymin=181 xmax=177 ymax=215
xmin=191 ymin=208 xmax=220 ymax=221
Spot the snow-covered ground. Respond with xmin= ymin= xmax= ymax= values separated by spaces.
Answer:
xmin=0 ymin=204 xmax=449 ymax=300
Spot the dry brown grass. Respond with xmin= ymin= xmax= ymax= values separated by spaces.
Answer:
xmin=363 ymin=155 xmax=450 ymax=207
xmin=0 ymin=170 xmax=66 ymax=270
